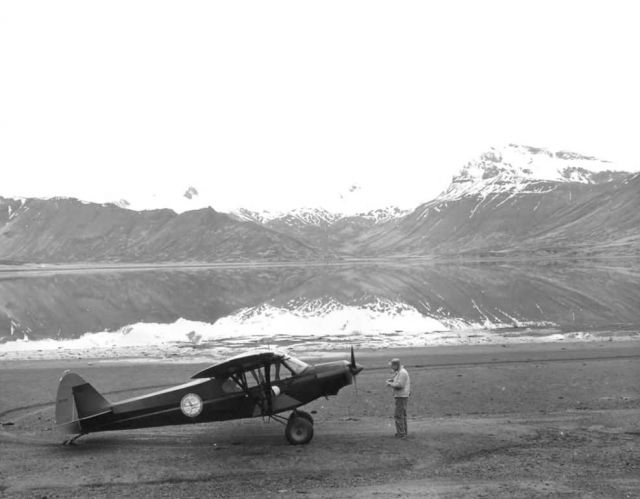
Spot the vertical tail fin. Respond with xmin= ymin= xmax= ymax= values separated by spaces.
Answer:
xmin=55 ymin=371 xmax=111 ymax=434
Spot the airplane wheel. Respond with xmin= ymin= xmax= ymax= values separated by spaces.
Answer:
xmin=294 ymin=410 xmax=314 ymax=425
xmin=285 ymin=414 xmax=314 ymax=445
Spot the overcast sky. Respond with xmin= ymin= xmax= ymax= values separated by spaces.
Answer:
xmin=1 ymin=1 xmax=639 ymax=213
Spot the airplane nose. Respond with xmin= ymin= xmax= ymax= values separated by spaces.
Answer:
xmin=349 ymin=363 xmax=363 ymax=376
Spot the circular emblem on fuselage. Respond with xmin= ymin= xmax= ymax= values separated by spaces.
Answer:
xmin=180 ymin=393 xmax=203 ymax=418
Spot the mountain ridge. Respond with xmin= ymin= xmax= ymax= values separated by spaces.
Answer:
xmin=0 ymin=197 xmax=322 ymax=263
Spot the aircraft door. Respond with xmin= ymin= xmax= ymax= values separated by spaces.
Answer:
xmin=244 ymin=364 xmax=274 ymax=416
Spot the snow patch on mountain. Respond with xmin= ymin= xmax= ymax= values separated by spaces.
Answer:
xmin=350 ymin=206 xmax=410 ymax=223
xmin=113 ymin=199 xmax=131 ymax=209
xmin=233 ymin=206 xmax=408 ymax=226
xmin=183 ymin=186 xmax=199 ymax=200
xmin=234 ymin=207 xmax=342 ymax=225
xmin=5 ymin=198 xmax=26 ymax=220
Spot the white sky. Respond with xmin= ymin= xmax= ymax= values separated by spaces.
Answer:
xmin=1 ymin=1 xmax=639 ymax=213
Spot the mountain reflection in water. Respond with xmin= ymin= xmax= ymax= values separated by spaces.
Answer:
xmin=1 ymin=262 xmax=639 ymax=349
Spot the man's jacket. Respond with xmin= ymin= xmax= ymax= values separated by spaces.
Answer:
xmin=389 ymin=366 xmax=411 ymax=398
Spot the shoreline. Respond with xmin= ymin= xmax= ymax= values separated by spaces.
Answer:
xmin=2 ymin=337 xmax=639 ymax=370
xmin=1 ymin=254 xmax=639 ymax=277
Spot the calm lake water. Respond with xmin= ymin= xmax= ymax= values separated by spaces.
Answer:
xmin=1 ymin=261 xmax=639 ymax=358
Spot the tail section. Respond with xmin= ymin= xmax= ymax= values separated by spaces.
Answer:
xmin=55 ymin=371 xmax=111 ymax=434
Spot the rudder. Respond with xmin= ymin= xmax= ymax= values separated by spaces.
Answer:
xmin=55 ymin=371 xmax=111 ymax=434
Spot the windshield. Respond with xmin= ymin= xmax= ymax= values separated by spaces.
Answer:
xmin=283 ymin=356 xmax=309 ymax=375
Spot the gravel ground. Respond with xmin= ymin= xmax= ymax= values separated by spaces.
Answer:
xmin=1 ymin=341 xmax=639 ymax=498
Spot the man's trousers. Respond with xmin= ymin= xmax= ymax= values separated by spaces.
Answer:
xmin=394 ymin=397 xmax=408 ymax=437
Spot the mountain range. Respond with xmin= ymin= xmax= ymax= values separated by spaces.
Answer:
xmin=1 ymin=144 xmax=638 ymax=263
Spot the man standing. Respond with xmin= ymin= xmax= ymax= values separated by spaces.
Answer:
xmin=386 ymin=358 xmax=410 ymax=438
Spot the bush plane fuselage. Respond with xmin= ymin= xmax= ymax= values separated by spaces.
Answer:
xmin=55 ymin=349 xmax=363 ymax=445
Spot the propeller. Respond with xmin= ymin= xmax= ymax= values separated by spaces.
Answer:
xmin=348 ymin=346 xmax=363 ymax=375
xmin=348 ymin=346 xmax=363 ymax=396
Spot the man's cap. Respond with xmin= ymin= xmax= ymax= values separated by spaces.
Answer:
xmin=389 ymin=358 xmax=401 ymax=365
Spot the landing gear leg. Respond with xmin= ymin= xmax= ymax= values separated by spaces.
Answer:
xmin=62 ymin=434 xmax=84 ymax=446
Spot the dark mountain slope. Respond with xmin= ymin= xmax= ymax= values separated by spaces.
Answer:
xmin=0 ymin=198 xmax=319 ymax=263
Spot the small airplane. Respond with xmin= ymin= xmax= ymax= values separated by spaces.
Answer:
xmin=55 ymin=348 xmax=363 ymax=445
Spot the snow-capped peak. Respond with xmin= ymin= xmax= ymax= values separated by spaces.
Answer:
xmin=113 ymin=199 xmax=131 ymax=209
xmin=233 ymin=207 xmax=341 ymax=225
xmin=438 ymin=144 xmax=627 ymax=201
xmin=350 ymin=206 xmax=410 ymax=223
xmin=232 ymin=206 xmax=407 ymax=226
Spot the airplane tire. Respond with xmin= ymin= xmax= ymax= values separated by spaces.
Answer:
xmin=285 ymin=415 xmax=314 ymax=445
xmin=294 ymin=410 xmax=314 ymax=425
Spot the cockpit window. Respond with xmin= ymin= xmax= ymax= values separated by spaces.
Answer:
xmin=283 ymin=356 xmax=309 ymax=375
xmin=221 ymin=377 xmax=243 ymax=393
xmin=274 ymin=361 xmax=292 ymax=381
xmin=246 ymin=367 xmax=266 ymax=388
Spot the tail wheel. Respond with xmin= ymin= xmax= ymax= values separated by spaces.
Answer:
xmin=285 ymin=414 xmax=314 ymax=445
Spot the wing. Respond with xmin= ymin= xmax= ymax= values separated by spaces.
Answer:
xmin=191 ymin=350 xmax=286 ymax=379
